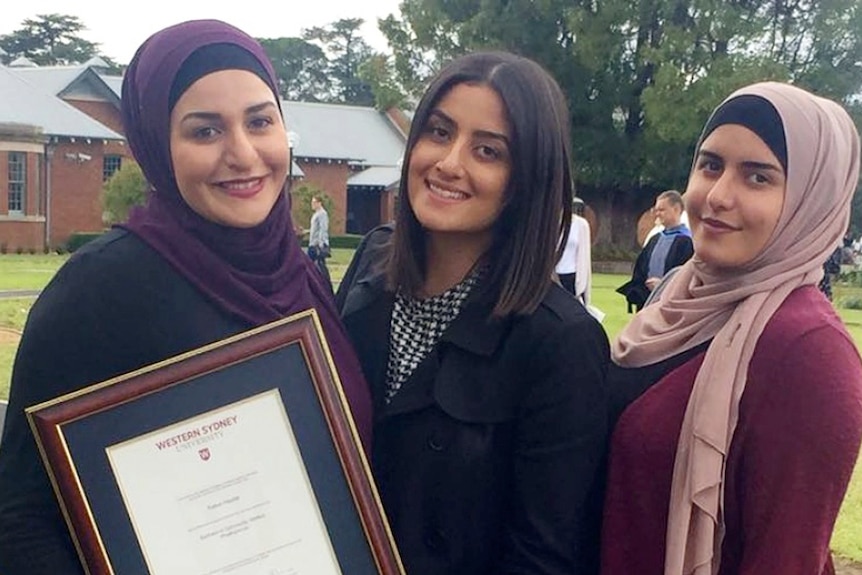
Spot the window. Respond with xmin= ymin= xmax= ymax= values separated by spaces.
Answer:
xmin=8 ymin=152 xmax=26 ymax=215
xmin=103 ymin=155 xmax=122 ymax=181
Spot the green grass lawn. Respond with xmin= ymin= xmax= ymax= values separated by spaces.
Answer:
xmin=0 ymin=254 xmax=860 ymax=562
xmin=0 ymin=254 xmax=68 ymax=290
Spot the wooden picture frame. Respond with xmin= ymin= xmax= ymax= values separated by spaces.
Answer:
xmin=27 ymin=309 xmax=403 ymax=575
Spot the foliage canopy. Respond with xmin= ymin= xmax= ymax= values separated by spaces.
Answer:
xmin=379 ymin=0 xmax=862 ymax=240
xmin=0 ymin=14 xmax=103 ymax=66
xmin=101 ymin=161 xmax=148 ymax=225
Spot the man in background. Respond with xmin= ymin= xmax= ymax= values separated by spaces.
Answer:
xmin=556 ymin=197 xmax=592 ymax=304
xmin=617 ymin=190 xmax=693 ymax=312
xmin=308 ymin=196 xmax=332 ymax=291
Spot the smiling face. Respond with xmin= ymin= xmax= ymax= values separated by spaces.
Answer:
xmin=406 ymin=82 xmax=512 ymax=252
xmin=685 ymin=123 xmax=786 ymax=269
xmin=169 ymin=69 xmax=288 ymax=228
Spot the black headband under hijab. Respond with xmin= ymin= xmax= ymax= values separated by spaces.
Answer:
xmin=169 ymin=43 xmax=274 ymax=112
xmin=701 ymin=94 xmax=788 ymax=173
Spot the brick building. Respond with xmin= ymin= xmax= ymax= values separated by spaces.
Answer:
xmin=283 ymin=101 xmax=406 ymax=235
xmin=0 ymin=61 xmax=126 ymax=252
xmin=0 ymin=59 xmax=407 ymax=252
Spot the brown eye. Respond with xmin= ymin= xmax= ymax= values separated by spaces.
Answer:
xmin=249 ymin=116 xmax=274 ymax=130
xmin=698 ymin=158 xmax=721 ymax=173
xmin=192 ymin=126 xmax=219 ymax=140
xmin=476 ymin=145 xmax=501 ymax=160
xmin=425 ymin=124 xmax=450 ymax=141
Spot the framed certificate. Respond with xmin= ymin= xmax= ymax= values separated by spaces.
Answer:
xmin=27 ymin=309 xmax=404 ymax=575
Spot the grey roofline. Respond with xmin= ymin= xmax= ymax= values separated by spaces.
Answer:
xmin=60 ymin=68 xmax=121 ymax=107
xmin=10 ymin=64 xmax=121 ymax=109
xmin=0 ymin=66 xmax=124 ymax=140
xmin=282 ymin=100 xmax=405 ymax=168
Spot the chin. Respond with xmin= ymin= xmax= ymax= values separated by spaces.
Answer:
xmin=213 ymin=210 xmax=270 ymax=229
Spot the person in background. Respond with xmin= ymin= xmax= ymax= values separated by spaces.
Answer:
xmin=336 ymin=51 xmax=610 ymax=575
xmin=617 ymin=190 xmax=693 ymax=312
xmin=0 ymin=19 xmax=372 ymax=574
xmin=602 ymin=82 xmax=862 ymax=575
xmin=819 ymin=246 xmax=843 ymax=301
xmin=308 ymin=195 xmax=332 ymax=291
xmin=643 ymin=209 xmax=690 ymax=246
xmin=556 ymin=196 xmax=593 ymax=304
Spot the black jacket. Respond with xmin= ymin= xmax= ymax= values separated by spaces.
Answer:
xmin=616 ymin=232 xmax=694 ymax=312
xmin=336 ymin=227 xmax=610 ymax=575
xmin=0 ymin=229 xmax=248 ymax=574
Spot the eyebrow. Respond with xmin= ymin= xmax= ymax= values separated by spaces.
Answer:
xmin=697 ymin=149 xmax=783 ymax=173
xmin=429 ymin=109 xmax=510 ymax=145
xmin=180 ymin=101 xmax=278 ymax=123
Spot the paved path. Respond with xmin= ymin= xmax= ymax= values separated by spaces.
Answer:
xmin=837 ymin=557 xmax=862 ymax=575
xmin=0 ymin=290 xmax=40 ymax=299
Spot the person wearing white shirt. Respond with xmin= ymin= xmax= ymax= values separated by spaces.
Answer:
xmin=555 ymin=197 xmax=592 ymax=304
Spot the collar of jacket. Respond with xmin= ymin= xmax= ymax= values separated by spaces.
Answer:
xmin=341 ymin=258 xmax=511 ymax=359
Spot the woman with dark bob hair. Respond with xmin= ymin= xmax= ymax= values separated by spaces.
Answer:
xmin=337 ymin=51 xmax=610 ymax=574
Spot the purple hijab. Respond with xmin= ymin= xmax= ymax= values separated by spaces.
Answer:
xmin=119 ymin=19 xmax=371 ymax=449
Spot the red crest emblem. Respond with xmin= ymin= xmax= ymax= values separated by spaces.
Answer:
xmin=198 ymin=448 xmax=211 ymax=461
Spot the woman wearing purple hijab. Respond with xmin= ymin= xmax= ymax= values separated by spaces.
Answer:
xmin=0 ymin=20 xmax=372 ymax=574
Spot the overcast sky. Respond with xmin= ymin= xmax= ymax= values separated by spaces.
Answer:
xmin=3 ymin=1 xmax=404 ymax=64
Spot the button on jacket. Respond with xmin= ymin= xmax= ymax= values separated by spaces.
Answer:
xmin=337 ymin=226 xmax=611 ymax=575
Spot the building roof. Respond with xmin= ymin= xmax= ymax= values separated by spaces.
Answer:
xmin=348 ymin=165 xmax=401 ymax=188
xmin=83 ymin=56 xmax=110 ymax=69
xmin=99 ymin=74 xmax=123 ymax=98
xmin=0 ymin=66 xmax=123 ymax=140
xmin=10 ymin=64 xmax=120 ymax=106
xmin=8 ymin=65 xmax=83 ymax=94
xmin=290 ymin=160 xmax=305 ymax=177
xmin=9 ymin=56 xmax=37 ymax=68
xmin=2 ymin=61 xmax=408 ymax=160
xmin=282 ymin=100 xmax=405 ymax=167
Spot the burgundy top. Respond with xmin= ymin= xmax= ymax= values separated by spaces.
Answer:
xmin=602 ymin=286 xmax=862 ymax=575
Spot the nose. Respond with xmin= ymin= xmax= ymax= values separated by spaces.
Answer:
xmin=223 ymin=128 xmax=257 ymax=171
xmin=435 ymin=138 xmax=467 ymax=179
xmin=705 ymin=171 xmax=736 ymax=211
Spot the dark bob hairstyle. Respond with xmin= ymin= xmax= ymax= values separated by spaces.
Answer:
xmin=386 ymin=51 xmax=575 ymax=317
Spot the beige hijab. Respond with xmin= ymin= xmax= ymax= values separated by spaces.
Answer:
xmin=612 ymin=82 xmax=861 ymax=575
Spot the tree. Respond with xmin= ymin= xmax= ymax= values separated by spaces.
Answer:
xmin=359 ymin=53 xmax=408 ymax=110
xmin=101 ymin=162 xmax=148 ymax=225
xmin=258 ymin=37 xmax=332 ymax=101
xmin=304 ymin=18 xmax=376 ymax=106
xmin=0 ymin=14 xmax=100 ymax=65
xmin=381 ymin=0 xmax=862 ymax=246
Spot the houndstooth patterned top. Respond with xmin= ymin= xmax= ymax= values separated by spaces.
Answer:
xmin=385 ymin=270 xmax=481 ymax=402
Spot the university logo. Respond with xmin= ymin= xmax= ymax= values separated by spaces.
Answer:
xmin=198 ymin=448 xmax=211 ymax=461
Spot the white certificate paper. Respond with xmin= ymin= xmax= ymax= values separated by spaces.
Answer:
xmin=106 ymin=389 xmax=343 ymax=575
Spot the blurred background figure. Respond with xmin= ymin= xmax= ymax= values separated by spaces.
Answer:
xmin=556 ymin=196 xmax=593 ymax=304
xmin=307 ymin=195 xmax=332 ymax=292
xmin=819 ymin=245 xmax=843 ymax=301
xmin=643 ymin=208 xmax=690 ymax=246
xmin=617 ymin=190 xmax=693 ymax=313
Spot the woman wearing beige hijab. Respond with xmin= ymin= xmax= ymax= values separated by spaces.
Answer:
xmin=601 ymin=82 xmax=862 ymax=575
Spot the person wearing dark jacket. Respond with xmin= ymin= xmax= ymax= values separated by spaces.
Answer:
xmin=0 ymin=20 xmax=372 ymax=574
xmin=617 ymin=190 xmax=694 ymax=312
xmin=336 ymin=52 xmax=610 ymax=575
